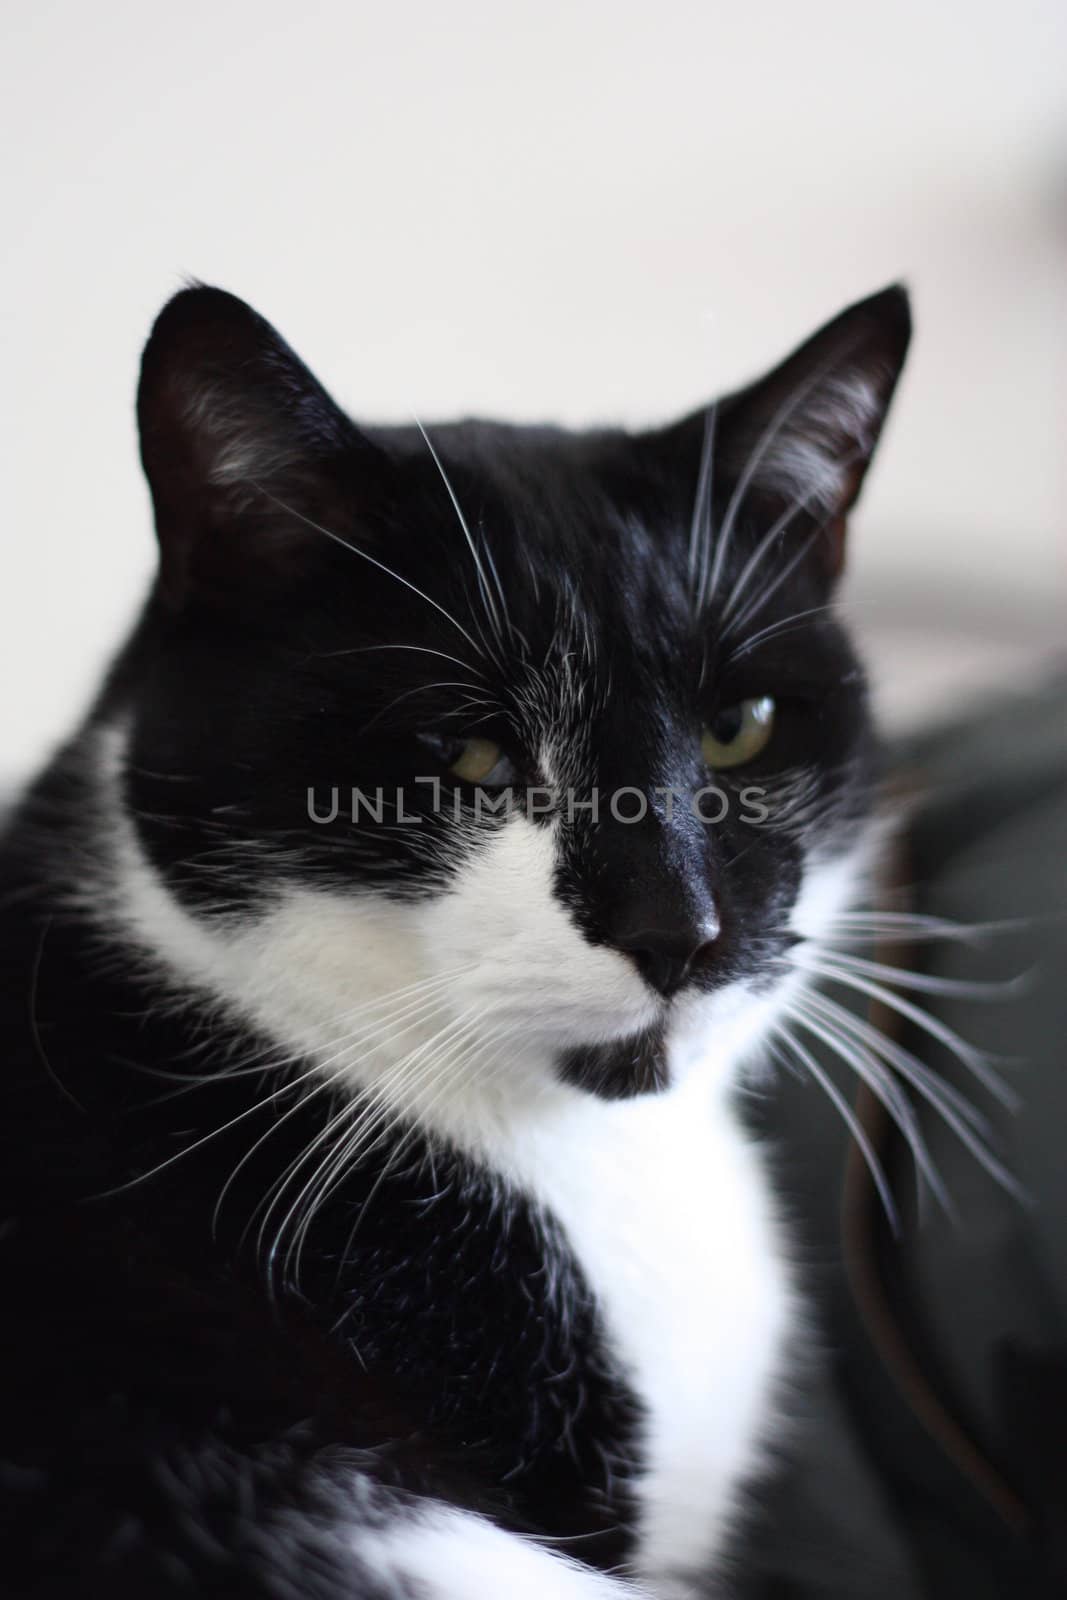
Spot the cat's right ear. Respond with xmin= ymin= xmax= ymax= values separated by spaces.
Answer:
xmin=137 ymin=285 xmax=382 ymax=607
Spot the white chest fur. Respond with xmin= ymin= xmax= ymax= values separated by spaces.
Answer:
xmin=483 ymin=1071 xmax=794 ymax=1593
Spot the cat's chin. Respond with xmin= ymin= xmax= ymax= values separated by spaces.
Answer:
xmin=557 ymin=1021 xmax=670 ymax=1100
xmin=551 ymin=980 xmax=779 ymax=1100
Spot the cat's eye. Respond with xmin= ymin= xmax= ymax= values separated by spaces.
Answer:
xmin=447 ymin=737 xmax=513 ymax=786
xmin=701 ymin=697 xmax=776 ymax=769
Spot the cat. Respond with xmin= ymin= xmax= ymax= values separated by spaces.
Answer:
xmin=0 ymin=282 xmax=909 ymax=1598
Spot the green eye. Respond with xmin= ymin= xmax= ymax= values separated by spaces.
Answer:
xmin=448 ymin=736 xmax=509 ymax=785
xmin=701 ymin=696 xmax=776 ymax=769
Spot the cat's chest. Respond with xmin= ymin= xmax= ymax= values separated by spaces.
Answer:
xmin=493 ymin=1076 xmax=794 ymax=1586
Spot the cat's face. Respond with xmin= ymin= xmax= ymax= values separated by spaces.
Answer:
xmin=114 ymin=286 xmax=909 ymax=1112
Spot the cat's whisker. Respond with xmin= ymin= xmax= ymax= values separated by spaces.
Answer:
xmin=446 ymin=694 xmax=505 ymax=719
xmin=106 ymin=971 xmax=479 ymax=1201
xmin=218 ymin=964 xmax=480 ymax=1086
xmin=688 ymin=402 xmax=718 ymax=613
xmin=218 ymin=984 xmax=481 ymax=1240
xmin=722 ymin=517 xmax=828 ymax=642
xmin=451 ymin=705 xmax=504 ymax=730
xmin=719 ymin=437 xmax=864 ymax=638
xmin=323 ymin=1017 xmax=531 ymax=1292
xmin=322 ymin=1014 xmax=528 ymax=1302
xmin=354 ymin=1007 xmax=521 ymax=1181
xmin=813 ymin=947 xmax=1028 ymax=1002
xmin=250 ymin=482 xmax=491 ymax=666
xmin=796 ymin=987 xmax=1025 ymax=1200
xmin=97 ymin=1054 xmax=336 ymax=1202
xmin=279 ymin=1004 xmax=507 ymax=1286
xmin=721 ymin=604 xmax=834 ymax=666
xmin=414 ymin=417 xmax=513 ymax=668
xmin=704 ymin=353 xmax=847 ymax=609
xmin=219 ymin=1050 xmax=413 ymax=1250
xmin=285 ymin=1008 xmax=484 ymax=1239
xmin=719 ymin=492 xmax=826 ymax=629
xmin=783 ymin=991 xmax=952 ymax=1213
xmin=358 ymin=679 xmax=494 ymax=734
xmin=253 ymin=1097 xmax=363 ymax=1278
xmin=768 ymin=1026 xmax=898 ymax=1231
xmin=822 ymin=910 xmax=1034 ymax=945
xmin=310 ymin=1038 xmax=487 ymax=1269
xmin=794 ymin=950 xmax=1019 ymax=1106
xmin=320 ymin=642 xmax=489 ymax=683
xmin=273 ymin=1000 xmax=493 ymax=1255
xmin=800 ymin=988 xmax=993 ymax=1136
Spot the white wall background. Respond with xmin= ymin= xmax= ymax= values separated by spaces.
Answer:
xmin=2 ymin=0 xmax=1064 ymax=774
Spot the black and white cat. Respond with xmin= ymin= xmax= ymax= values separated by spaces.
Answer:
xmin=0 ymin=283 xmax=909 ymax=1597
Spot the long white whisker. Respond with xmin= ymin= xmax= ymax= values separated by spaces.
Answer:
xmin=720 ymin=487 xmax=827 ymax=627
xmin=216 ymin=984 xmax=477 ymax=1237
xmin=725 ymin=517 xmax=829 ymax=641
xmin=322 ymin=643 xmax=488 ymax=682
xmin=250 ymin=483 xmax=490 ymax=663
xmin=786 ymin=992 xmax=951 ymax=1212
xmin=795 ymin=952 xmax=1017 ymax=1106
xmin=688 ymin=402 xmax=718 ymax=611
xmin=414 ymin=417 xmax=510 ymax=660
xmin=823 ymin=911 xmax=1033 ymax=945
xmin=722 ymin=604 xmax=834 ymax=665
xmin=107 ymin=967 xmax=478 ymax=1199
xmin=359 ymin=678 xmax=493 ymax=733
xmin=814 ymin=948 xmax=1027 ymax=1003
xmin=324 ymin=1013 xmax=526 ymax=1299
xmin=273 ymin=999 xmax=492 ymax=1268
xmin=705 ymin=355 xmax=845 ymax=607
xmin=800 ymin=989 xmax=994 ymax=1135
xmin=769 ymin=1025 xmax=898 ymax=1229
xmin=799 ymin=989 xmax=1025 ymax=1199
xmin=280 ymin=1003 xmax=506 ymax=1284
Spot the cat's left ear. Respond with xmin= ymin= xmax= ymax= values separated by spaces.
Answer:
xmin=665 ymin=286 xmax=911 ymax=579
xmin=137 ymin=284 xmax=383 ymax=607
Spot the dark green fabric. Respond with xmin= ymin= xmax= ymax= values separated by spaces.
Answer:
xmin=737 ymin=675 xmax=1067 ymax=1598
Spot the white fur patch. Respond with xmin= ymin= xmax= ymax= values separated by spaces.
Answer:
xmin=478 ymin=1063 xmax=795 ymax=1591
xmin=348 ymin=1500 xmax=651 ymax=1599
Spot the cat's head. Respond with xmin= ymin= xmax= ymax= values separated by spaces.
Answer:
xmin=111 ymin=284 xmax=909 ymax=1116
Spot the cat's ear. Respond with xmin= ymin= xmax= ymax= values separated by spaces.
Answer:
xmin=673 ymin=286 xmax=911 ymax=580
xmin=137 ymin=285 xmax=379 ymax=606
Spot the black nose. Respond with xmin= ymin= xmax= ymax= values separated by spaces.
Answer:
xmin=616 ymin=914 xmax=722 ymax=1000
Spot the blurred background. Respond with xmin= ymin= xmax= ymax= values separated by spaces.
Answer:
xmin=1 ymin=0 xmax=1064 ymax=778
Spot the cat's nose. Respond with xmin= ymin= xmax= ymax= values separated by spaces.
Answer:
xmin=615 ymin=911 xmax=722 ymax=1000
